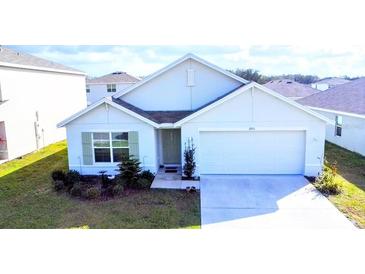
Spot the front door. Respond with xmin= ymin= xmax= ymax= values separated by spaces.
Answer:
xmin=162 ymin=129 xmax=181 ymax=164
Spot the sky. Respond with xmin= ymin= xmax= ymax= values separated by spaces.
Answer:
xmin=8 ymin=45 xmax=365 ymax=78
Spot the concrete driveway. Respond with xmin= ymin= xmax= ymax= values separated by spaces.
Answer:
xmin=200 ymin=175 xmax=355 ymax=229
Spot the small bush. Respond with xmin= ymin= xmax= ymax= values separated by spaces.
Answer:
xmin=70 ymin=183 xmax=82 ymax=197
xmin=139 ymin=170 xmax=155 ymax=182
xmin=114 ymin=175 xmax=127 ymax=186
xmin=117 ymin=156 xmax=142 ymax=186
xmin=85 ymin=187 xmax=101 ymax=200
xmin=183 ymin=138 xmax=196 ymax=179
xmin=51 ymin=170 xmax=66 ymax=181
xmin=54 ymin=180 xmax=64 ymax=191
xmin=99 ymin=170 xmax=112 ymax=189
xmin=112 ymin=184 xmax=124 ymax=196
xmin=134 ymin=178 xmax=152 ymax=189
xmin=315 ymin=161 xmax=342 ymax=195
xmin=65 ymin=170 xmax=81 ymax=187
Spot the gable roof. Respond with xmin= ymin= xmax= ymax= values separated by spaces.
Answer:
xmin=298 ymin=77 xmax=365 ymax=115
xmin=175 ymin=82 xmax=330 ymax=126
xmin=112 ymin=53 xmax=249 ymax=98
xmin=87 ymin=71 xmax=140 ymax=84
xmin=58 ymin=82 xmax=330 ymax=128
xmin=57 ymin=97 xmax=160 ymax=128
xmin=0 ymin=46 xmax=85 ymax=75
xmin=264 ymin=79 xmax=319 ymax=99
xmin=313 ymin=77 xmax=350 ymax=86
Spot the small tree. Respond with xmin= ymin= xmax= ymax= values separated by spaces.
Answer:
xmin=183 ymin=138 xmax=196 ymax=179
xmin=117 ymin=155 xmax=142 ymax=187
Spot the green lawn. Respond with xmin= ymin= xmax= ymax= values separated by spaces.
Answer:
xmin=0 ymin=141 xmax=200 ymax=229
xmin=324 ymin=142 xmax=365 ymax=228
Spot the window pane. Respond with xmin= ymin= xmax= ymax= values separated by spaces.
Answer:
xmin=93 ymin=140 xmax=110 ymax=147
xmin=93 ymin=132 xmax=109 ymax=140
xmin=112 ymin=132 xmax=128 ymax=140
xmin=94 ymin=148 xmax=111 ymax=162
xmin=112 ymin=140 xmax=128 ymax=147
xmin=336 ymin=126 xmax=342 ymax=137
xmin=113 ymin=148 xmax=129 ymax=162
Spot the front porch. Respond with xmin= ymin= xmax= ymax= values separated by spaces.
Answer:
xmin=151 ymin=166 xmax=200 ymax=190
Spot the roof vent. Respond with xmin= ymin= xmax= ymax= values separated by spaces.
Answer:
xmin=112 ymin=71 xmax=124 ymax=75
xmin=287 ymin=81 xmax=292 ymax=84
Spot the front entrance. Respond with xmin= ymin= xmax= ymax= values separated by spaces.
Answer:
xmin=161 ymin=129 xmax=181 ymax=164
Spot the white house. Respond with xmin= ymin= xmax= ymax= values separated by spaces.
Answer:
xmin=311 ymin=77 xmax=350 ymax=91
xmin=58 ymin=53 xmax=329 ymax=177
xmin=299 ymin=78 xmax=365 ymax=156
xmin=86 ymin=72 xmax=139 ymax=105
xmin=264 ymin=79 xmax=319 ymax=100
xmin=0 ymin=46 xmax=86 ymax=162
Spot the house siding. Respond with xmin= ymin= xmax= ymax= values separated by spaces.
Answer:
xmin=65 ymin=103 xmax=158 ymax=175
xmin=121 ymin=59 xmax=242 ymax=111
xmin=0 ymin=66 xmax=85 ymax=161
xmin=314 ymin=110 xmax=365 ymax=156
xmin=87 ymin=83 xmax=134 ymax=105
xmin=181 ymin=86 xmax=326 ymax=177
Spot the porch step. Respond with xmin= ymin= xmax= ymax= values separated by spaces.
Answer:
xmin=165 ymin=166 xmax=178 ymax=173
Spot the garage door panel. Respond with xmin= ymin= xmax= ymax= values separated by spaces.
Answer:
xmin=199 ymin=131 xmax=305 ymax=174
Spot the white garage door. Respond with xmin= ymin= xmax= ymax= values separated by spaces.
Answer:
xmin=199 ymin=130 xmax=305 ymax=174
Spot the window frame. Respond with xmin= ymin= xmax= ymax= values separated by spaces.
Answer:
xmin=91 ymin=131 xmax=129 ymax=164
xmin=107 ymin=84 xmax=117 ymax=92
xmin=335 ymin=115 xmax=343 ymax=137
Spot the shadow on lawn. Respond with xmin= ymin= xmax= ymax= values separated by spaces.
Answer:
xmin=0 ymin=148 xmax=68 ymax=198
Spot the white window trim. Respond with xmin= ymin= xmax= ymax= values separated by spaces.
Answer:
xmin=107 ymin=84 xmax=117 ymax=93
xmin=335 ymin=115 xmax=343 ymax=137
xmin=92 ymin=132 xmax=129 ymax=164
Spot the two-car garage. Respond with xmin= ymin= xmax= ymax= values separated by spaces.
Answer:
xmin=199 ymin=130 xmax=306 ymax=175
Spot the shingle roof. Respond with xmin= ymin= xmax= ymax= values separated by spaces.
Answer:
xmin=112 ymin=84 xmax=246 ymax=123
xmin=0 ymin=46 xmax=83 ymax=74
xmin=298 ymin=77 xmax=365 ymax=115
xmin=87 ymin=72 xmax=140 ymax=84
xmin=264 ymin=79 xmax=319 ymax=99
xmin=313 ymin=77 xmax=350 ymax=86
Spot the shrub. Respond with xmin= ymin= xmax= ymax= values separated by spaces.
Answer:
xmin=183 ymin=138 xmax=196 ymax=179
xmin=70 ymin=183 xmax=82 ymax=197
xmin=134 ymin=178 xmax=152 ymax=189
xmin=51 ymin=170 xmax=66 ymax=181
xmin=65 ymin=170 xmax=81 ymax=187
xmin=99 ymin=170 xmax=113 ymax=189
xmin=112 ymin=184 xmax=124 ymax=196
xmin=315 ymin=161 xmax=342 ymax=195
xmin=139 ymin=170 xmax=155 ymax=182
xmin=117 ymin=156 xmax=142 ymax=187
xmin=114 ymin=175 xmax=127 ymax=186
xmin=85 ymin=187 xmax=101 ymax=200
xmin=54 ymin=180 xmax=64 ymax=191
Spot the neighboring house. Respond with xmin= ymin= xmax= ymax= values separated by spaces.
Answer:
xmin=86 ymin=72 xmax=140 ymax=105
xmin=264 ymin=79 xmax=319 ymax=100
xmin=299 ymin=77 xmax=365 ymax=156
xmin=0 ymin=46 xmax=86 ymax=163
xmin=311 ymin=77 xmax=350 ymax=91
xmin=58 ymin=53 xmax=329 ymax=177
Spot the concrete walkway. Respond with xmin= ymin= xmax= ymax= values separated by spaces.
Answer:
xmin=201 ymin=175 xmax=355 ymax=229
xmin=151 ymin=169 xmax=200 ymax=190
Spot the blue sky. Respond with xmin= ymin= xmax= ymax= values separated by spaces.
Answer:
xmin=9 ymin=45 xmax=365 ymax=78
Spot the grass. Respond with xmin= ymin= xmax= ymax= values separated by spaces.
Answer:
xmin=324 ymin=142 xmax=365 ymax=228
xmin=0 ymin=141 xmax=200 ymax=229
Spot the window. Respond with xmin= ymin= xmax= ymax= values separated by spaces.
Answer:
xmin=335 ymin=115 xmax=343 ymax=136
xmin=86 ymin=85 xmax=90 ymax=93
xmin=107 ymin=84 xmax=116 ymax=92
xmin=92 ymin=132 xmax=129 ymax=163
